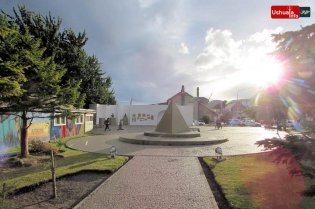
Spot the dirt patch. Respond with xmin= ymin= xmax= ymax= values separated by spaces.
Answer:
xmin=7 ymin=171 xmax=111 ymax=209
xmin=199 ymin=157 xmax=231 ymax=209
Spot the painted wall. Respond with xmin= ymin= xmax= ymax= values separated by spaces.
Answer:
xmin=0 ymin=114 xmax=21 ymax=148
xmin=1 ymin=111 xmax=93 ymax=149
xmin=50 ymin=119 xmax=85 ymax=139
xmin=27 ymin=113 xmax=51 ymax=142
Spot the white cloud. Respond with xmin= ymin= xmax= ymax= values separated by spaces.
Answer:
xmin=191 ymin=26 xmax=286 ymax=100
xmin=178 ymin=42 xmax=189 ymax=54
xmin=195 ymin=28 xmax=242 ymax=71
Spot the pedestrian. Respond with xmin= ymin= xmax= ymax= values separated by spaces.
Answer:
xmin=104 ymin=118 xmax=111 ymax=131
xmin=216 ymin=119 xmax=222 ymax=129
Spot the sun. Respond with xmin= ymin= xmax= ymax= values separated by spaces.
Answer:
xmin=232 ymin=56 xmax=284 ymax=87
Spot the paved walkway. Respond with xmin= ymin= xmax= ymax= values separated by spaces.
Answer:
xmin=74 ymin=156 xmax=217 ymax=209
xmin=69 ymin=125 xmax=287 ymax=209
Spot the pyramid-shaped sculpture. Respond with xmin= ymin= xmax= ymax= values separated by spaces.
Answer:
xmin=155 ymin=102 xmax=191 ymax=133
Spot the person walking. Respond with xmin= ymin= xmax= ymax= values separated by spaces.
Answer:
xmin=104 ymin=118 xmax=111 ymax=131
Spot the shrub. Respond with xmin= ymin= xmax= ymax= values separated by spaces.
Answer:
xmin=56 ymin=139 xmax=65 ymax=150
xmin=29 ymin=140 xmax=58 ymax=154
xmin=41 ymin=143 xmax=59 ymax=154
xmin=202 ymin=114 xmax=211 ymax=124
xmin=29 ymin=140 xmax=44 ymax=153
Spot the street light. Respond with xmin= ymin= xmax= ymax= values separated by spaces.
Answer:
xmin=236 ymin=87 xmax=253 ymax=119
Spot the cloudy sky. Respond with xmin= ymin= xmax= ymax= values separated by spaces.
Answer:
xmin=2 ymin=0 xmax=314 ymax=104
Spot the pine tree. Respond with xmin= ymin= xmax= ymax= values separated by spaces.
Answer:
xmin=0 ymin=17 xmax=84 ymax=156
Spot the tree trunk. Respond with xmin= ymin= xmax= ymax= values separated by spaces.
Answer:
xmin=20 ymin=110 xmax=28 ymax=157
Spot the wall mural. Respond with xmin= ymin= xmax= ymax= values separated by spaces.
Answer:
xmin=50 ymin=119 xmax=84 ymax=138
xmin=0 ymin=113 xmax=21 ymax=149
xmin=0 ymin=112 xmax=86 ymax=150
xmin=28 ymin=113 xmax=51 ymax=142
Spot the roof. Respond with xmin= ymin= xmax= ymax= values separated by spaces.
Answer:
xmin=198 ymin=102 xmax=218 ymax=116
xmin=166 ymin=91 xmax=199 ymax=103
xmin=71 ymin=109 xmax=96 ymax=114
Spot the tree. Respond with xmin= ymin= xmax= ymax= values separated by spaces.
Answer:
xmin=220 ymin=110 xmax=232 ymax=123
xmin=256 ymin=134 xmax=315 ymax=197
xmin=80 ymin=55 xmax=116 ymax=108
xmin=0 ymin=16 xmax=27 ymax=99
xmin=7 ymin=5 xmax=116 ymax=108
xmin=257 ymin=85 xmax=288 ymax=131
xmin=202 ymin=114 xmax=211 ymax=124
xmin=270 ymin=24 xmax=315 ymax=123
xmin=269 ymin=24 xmax=315 ymax=130
xmin=0 ymin=17 xmax=84 ymax=157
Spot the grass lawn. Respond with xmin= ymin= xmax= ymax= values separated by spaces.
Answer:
xmin=0 ymin=133 xmax=129 ymax=194
xmin=204 ymin=152 xmax=315 ymax=209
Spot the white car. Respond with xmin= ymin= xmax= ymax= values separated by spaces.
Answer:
xmin=240 ymin=120 xmax=261 ymax=127
xmin=192 ymin=120 xmax=205 ymax=126
xmin=227 ymin=119 xmax=242 ymax=126
xmin=280 ymin=120 xmax=296 ymax=128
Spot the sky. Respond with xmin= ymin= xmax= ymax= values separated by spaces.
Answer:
xmin=1 ymin=0 xmax=315 ymax=105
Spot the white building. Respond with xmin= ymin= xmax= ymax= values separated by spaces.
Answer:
xmin=89 ymin=104 xmax=193 ymax=126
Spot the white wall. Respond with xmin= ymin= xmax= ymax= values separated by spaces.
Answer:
xmin=178 ymin=105 xmax=194 ymax=125
xmin=90 ymin=104 xmax=193 ymax=126
xmin=130 ymin=105 xmax=167 ymax=125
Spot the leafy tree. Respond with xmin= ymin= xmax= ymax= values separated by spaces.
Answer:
xmin=0 ymin=17 xmax=84 ymax=157
xmin=202 ymin=114 xmax=211 ymax=124
xmin=241 ymin=107 xmax=257 ymax=120
xmin=254 ymin=24 xmax=315 ymax=197
xmin=220 ymin=110 xmax=232 ymax=123
xmin=270 ymin=24 xmax=315 ymax=128
xmin=257 ymin=85 xmax=287 ymax=130
xmin=271 ymin=24 xmax=315 ymax=87
xmin=4 ymin=5 xmax=116 ymax=107
xmin=0 ymin=16 xmax=27 ymax=99
xmin=80 ymin=54 xmax=116 ymax=107
xmin=256 ymin=134 xmax=315 ymax=196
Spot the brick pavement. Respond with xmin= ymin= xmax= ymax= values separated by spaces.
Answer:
xmin=69 ymin=125 xmax=287 ymax=209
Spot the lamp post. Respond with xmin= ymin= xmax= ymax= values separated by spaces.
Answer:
xmin=236 ymin=87 xmax=253 ymax=119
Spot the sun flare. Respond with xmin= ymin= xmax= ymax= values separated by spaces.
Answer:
xmin=232 ymin=56 xmax=284 ymax=87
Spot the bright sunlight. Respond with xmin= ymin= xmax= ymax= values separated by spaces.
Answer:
xmin=232 ymin=54 xmax=284 ymax=87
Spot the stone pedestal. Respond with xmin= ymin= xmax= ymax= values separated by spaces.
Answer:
xmin=122 ymin=116 xmax=128 ymax=125
xmin=110 ymin=117 xmax=116 ymax=126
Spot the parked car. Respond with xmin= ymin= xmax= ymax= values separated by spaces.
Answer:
xmin=279 ymin=120 xmax=296 ymax=129
xmin=227 ymin=119 xmax=242 ymax=126
xmin=239 ymin=120 xmax=261 ymax=127
xmin=192 ymin=119 xmax=205 ymax=126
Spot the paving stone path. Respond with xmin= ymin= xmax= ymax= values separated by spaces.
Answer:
xmin=68 ymin=125 xmax=287 ymax=208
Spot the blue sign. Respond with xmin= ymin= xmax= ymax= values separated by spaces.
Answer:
xmin=300 ymin=7 xmax=311 ymax=17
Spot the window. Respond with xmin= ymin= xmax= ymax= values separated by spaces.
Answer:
xmin=85 ymin=114 xmax=93 ymax=122
xmin=54 ymin=114 xmax=66 ymax=126
xmin=75 ymin=114 xmax=84 ymax=124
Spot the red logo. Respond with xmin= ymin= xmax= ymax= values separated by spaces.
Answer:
xmin=271 ymin=5 xmax=300 ymax=19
